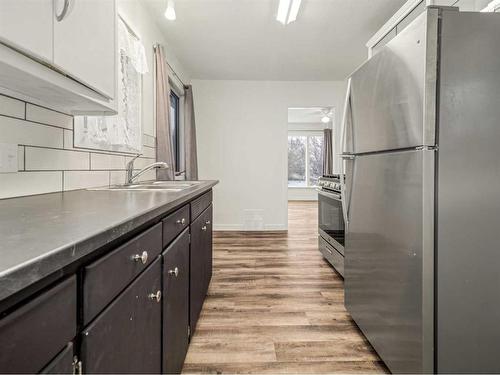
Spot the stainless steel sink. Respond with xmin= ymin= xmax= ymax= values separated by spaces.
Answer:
xmin=88 ymin=181 xmax=203 ymax=192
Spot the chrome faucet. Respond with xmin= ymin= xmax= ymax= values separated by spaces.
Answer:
xmin=125 ymin=155 xmax=169 ymax=184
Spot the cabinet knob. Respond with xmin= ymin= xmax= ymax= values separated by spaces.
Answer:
xmin=176 ymin=218 xmax=186 ymax=225
xmin=206 ymin=220 xmax=211 ymax=225
xmin=202 ymin=225 xmax=207 ymax=231
xmin=148 ymin=290 xmax=162 ymax=302
xmin=168 ymin=267 xmax=179 ymax=277
xmin=131 ymin=251 xmax=148 ymax=264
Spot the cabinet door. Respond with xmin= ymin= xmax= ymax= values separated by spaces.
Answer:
xmin=0 ymin=0 xmax=53 ymax=62
xmin=0 ymin=276 xmax=76 ymax=374
xmin=53 ymin=0 xmax=115 ymax=99
xmin=40 ymin=342 xmax=75 ymax=374
xmin=190 ymin=205 xmax=213 ymax=335
xmin=204 ymin=206 xmax=213 ymax=289
xmin=162 ymin=229 xmax=190 ymax=374
xmin=81 ymin=258 xmax=162 ymax=374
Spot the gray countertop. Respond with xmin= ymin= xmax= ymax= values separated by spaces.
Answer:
xmin=0 ymin=180 xmax=218 ymax=302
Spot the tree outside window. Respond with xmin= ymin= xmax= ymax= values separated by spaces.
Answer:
xmin=288 ymin=132 xmax=324 ymax=187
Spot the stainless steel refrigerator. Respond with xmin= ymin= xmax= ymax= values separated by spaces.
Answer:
xmin=341 ymin=7 xmax=500 ymax=374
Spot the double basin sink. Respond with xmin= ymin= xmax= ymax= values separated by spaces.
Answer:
xmin=88 ymin=181 xmax=203 ymax=192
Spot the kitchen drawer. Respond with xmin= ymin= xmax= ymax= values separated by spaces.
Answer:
xmin=319 ymin=236 xmax=344 ymax=277
xmin=0 ymin=276 xmax=77 ymax=374
xmin=83 ymin=223 xmax=162 ymax=325
xmin=162 ymin=204 xmax=190 ymax=248
xmin=40 ymin=342 xmax=75 ymax=374
xmin=190 ymin=190 xmax=212 ymax=222
xmin=81 ymin=258 xmax=162 ymax=374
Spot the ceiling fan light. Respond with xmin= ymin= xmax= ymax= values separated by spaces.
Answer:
xmin=164 ymin=0 xmax=176 ymax=20
xmin=287 ymin=0 xmax=302 ymax=24
xmin=277 ymin=0 xmax=291 ymax=24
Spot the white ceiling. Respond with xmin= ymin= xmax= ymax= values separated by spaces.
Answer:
xmin=142 ymin=0 xmax=407 ymax=81
xmin=288 ymin=107 xmax=333 ymax=123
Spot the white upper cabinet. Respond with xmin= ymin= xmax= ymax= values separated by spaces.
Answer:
xmin=0 ymin=0 xmax=117 ymax=114
xmin=0 ymin=0 xmax=53 ymax=62
xmin=53 ymin=0 xmax=116 ymax=99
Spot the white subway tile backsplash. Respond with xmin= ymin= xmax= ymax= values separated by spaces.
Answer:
xmin=18 ymin=146 xmax=24 ymax=171
xmin=143 ymin=134 xmax=156 ymax=148
xmin=0 ymin=95 xmax=25 ymax=119
xmin=142 ymin=146 xmax=156 ymax=159
xmin=135 ymin=169 xmax=157 ymax=182
xmin=26 ymin=104 xmax=73 ymax=129
xmin=64 ymin=171 xmax=109 ymax=191
xmin=0 ymin=172 xmax=62 ymax=199
xmin=109 ymin=170 xmax=126 ymax=185
xmin=0 ymin=116 xmax=63 ymax=148
xmin=63 ymin=129 xmax=74 ymax=149
xmin=91 ymin=153 xmax=127 ymax=170
xmin=25 ymin=147 xmax=90 ymax=171
xmin=0 ymin=97 xmax=157 ymax=199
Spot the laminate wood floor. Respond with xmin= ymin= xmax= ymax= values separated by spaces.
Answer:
xmin=182 ymin=201 xmax=387 ymax=374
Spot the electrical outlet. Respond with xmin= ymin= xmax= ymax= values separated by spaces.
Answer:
xmin=0 ymin=143 xmax=18 ymax=173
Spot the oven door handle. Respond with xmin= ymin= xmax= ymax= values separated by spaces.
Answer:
xmin=316 ymin=189 xmax=341 ymax=201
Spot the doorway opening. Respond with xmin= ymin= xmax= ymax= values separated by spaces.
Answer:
xmin=287 ymin=107 xmax=334 ymax=202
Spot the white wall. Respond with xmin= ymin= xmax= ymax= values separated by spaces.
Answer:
xmin=193 ymin=80 xmax=347 ymax=231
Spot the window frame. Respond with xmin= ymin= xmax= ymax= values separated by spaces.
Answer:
xmin=287 ymin=130 xmax=324 ymax=188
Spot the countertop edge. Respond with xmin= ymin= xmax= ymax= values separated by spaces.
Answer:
xmin=0 ymin=180 xmax=218 ymax=303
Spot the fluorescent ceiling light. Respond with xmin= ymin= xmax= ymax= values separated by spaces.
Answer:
xmin=481 ymin=0 xmax=500 ymax=12
xmin=288 ymin=0 xmax=302 ymax=23
xmin=165 ymin=0 xmax=176 ymax=20
xmin=276 ymin=0 xmax=302 ymax=25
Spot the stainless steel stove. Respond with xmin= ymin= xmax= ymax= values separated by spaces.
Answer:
xmin=317 ymin=174 xmax=345 ymax=277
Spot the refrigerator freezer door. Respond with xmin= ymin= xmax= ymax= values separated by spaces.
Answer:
xmin=437 ymin=10 xmax=500 ymax=373
xmin=344 ymin=149 xmax=434 ymax=374
xmin=345 ymin=10 xmax=438 ymax=154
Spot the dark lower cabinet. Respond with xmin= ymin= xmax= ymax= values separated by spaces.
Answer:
xmin=0 ymin=190 xmax=214 ymax=375
xmin=81 ymin=258 xmax=162 ymax=374
xmin=162 ymin=229 xmax=190 ymax=374
xmin=0 ymin=276 xmax=76 ymax=374
xmin=190 ymin=205 xmax=213 ymax=335
xmin=40 ymin=342 xmax=76 ymax=374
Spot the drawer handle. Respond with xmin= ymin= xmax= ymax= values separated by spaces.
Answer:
xmin=148 ymin=290 xmax=162 ymax=303
xmin=168 ymin=267 xmax=179 ymax=277
xmin=202 ymin=225 xmax=207 ymax=231
xmin=206 ymin=220 xmax=211 ymax=225
xmin=131 ymin=251 xmax=148 ymax=264
xmin=176 ymin=218 xmax=186 ymax=225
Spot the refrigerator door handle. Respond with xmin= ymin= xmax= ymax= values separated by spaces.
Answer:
xmin=340 ymin=78 xmax=353 ymax=155
xmin=340 ymin=156 xmax=355 ymax=230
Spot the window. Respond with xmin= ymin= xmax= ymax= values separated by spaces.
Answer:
xmin=170 ymin=90 xmax=180 ymax=172
xmin=288 ymin=132 xmax=324 ymax=187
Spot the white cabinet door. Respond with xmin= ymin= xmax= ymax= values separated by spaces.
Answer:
xmin=53 ymin=0 xmax=116 ymax=99
xmin=0 ymin=0 xmax=53 ymax=62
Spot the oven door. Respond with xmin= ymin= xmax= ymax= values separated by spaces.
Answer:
xmin=317 ymin=189 xmax=345 ymax=254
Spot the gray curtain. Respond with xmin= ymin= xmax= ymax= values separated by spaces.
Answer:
xmin=154 ymin=45 xmax=175 ymax=180
xmin=323 ymin=128 xmax=333 ymax=175
xmin=184 ymin=85 xmax=198 ymax=180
